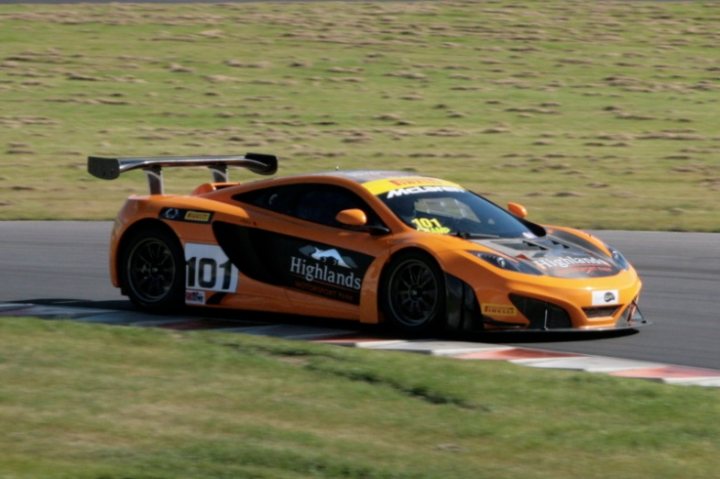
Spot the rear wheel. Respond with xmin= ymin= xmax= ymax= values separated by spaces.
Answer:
xmin=122 ymin=226 xmax=185 ymax=311
xmin=381 ymin=251 xmax=446 ymax=335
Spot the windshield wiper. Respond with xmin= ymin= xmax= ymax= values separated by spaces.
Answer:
xmin=453 ymin=231 xmax=500 ymax=239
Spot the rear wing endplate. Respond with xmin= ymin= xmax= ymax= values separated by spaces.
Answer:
xmin=87 ymin=153 xmax=278 ymax=195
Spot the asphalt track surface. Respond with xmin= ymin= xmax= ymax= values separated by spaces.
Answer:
xmin=1 ymin=221 xmax=718 ymax=370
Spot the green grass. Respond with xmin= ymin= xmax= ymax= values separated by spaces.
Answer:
xmin=0 ymin=317 xmax=718 ymax=478
xmin=0 ymin=1 xmax=719 ymax=229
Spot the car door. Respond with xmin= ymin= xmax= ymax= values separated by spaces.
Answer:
xmin=214 ymin=182 xmax=390 ymax=318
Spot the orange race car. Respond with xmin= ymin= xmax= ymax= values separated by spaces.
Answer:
xmin=88 ymin=153 xmax=647 ymax=334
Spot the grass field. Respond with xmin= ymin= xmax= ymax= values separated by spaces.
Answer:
xmin=0 ymin=1 xmax=719 ymax=230
xmin=0 ymin=317 xmax=718 ymax=479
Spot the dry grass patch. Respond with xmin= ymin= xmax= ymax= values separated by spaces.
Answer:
xmin=0 ymin=1 xmax=719 ymax=230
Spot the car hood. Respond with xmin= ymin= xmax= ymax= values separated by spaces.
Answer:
xmin=473 ymin=235 xmax=621 ymax=278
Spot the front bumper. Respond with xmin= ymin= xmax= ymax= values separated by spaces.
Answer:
xmin=445 ymin=273 xmax=648 ymax=333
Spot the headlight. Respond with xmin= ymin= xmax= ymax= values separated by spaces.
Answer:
xmin=608 ymin=246 xmax=630 ymax=270
xmin=471 ymin=252 xmax=543 ymax=275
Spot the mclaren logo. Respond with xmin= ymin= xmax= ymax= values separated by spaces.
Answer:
xmin=162 ymin=208 xmax=181 ymax=220
xmin=592 ymin=289 xmax=619 ymax=306
xmin=386 ymin=185 xmax=464 ymax=199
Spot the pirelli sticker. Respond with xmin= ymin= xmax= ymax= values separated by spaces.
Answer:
xmin=184 ymin=210 xmax=212 ymax=223
xmin=481 ymin=303 xmax=518 ymax=317
xmin=160 ymin=208 xmax=213 ymax=224
xmin=363 ymin=177 xmax=463 ymax=197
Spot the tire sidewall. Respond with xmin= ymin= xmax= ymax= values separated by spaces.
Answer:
xmin=121 ymin=226 xmax=185 ymax=311
xmin=381 ymin=250 xmax=446 ymax=335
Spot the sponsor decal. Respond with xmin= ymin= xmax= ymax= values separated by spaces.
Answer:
xmin=481 ymin=303 xmax=518 ymax=317
xmin=162 ymin=208 xmax=181 ymax=220
xmin=184 ymin=243 xmax=239 ymax=293
xmin=213 ymin=222 xmax=374 ymax=305
xmin=592 ymin=289 xmax=619 ymax=306
xmin=301 ymin=245 xmax=357 ymax=269
xmin=484 ymin=238 xmax=619 ymax=278
xmin=289 ymin=246 xmax=363 ymax=291
xmin=362 ymin=177 xmax=462 ymax=196
xmin=184 ymin=210 xmax=212 ymax=223
xmin=389 ymin=178 xmax=447 ymax=187
xmin=386 ymin=185 xmax=464 ymax=199
xmin=161 ymin=208 xmax=213 ymax=223
xmin=533 ymin=255 xmax=611 ymax=270
xmin=185 ymin=290 xmax=206 ymax=305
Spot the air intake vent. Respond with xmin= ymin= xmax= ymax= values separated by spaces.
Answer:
xmin=583 ymin=306 xmax=620 ymax=319
xmin=509 ymin=294 xmax=572 ymax=329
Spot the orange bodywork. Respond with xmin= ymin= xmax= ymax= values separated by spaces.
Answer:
xmin=107 ymin=173 xmax=644 ymax=332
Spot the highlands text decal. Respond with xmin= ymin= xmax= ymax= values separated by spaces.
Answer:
xmin=288 ymin=245 xmax=364 ymax=303
xmin=290 ymin=255 xmax=362 ymax=290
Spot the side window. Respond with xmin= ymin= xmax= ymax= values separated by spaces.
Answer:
xmin=235 ymin=184 xmax=383 ymax=229
xmin=294 ymin=185 xmax=377 ymax=227
xmin=234 ymin=186 xmax=296 ymax=215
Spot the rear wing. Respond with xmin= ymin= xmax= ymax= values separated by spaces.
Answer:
xmin=87 ymin=153 xmax=278 ymax=195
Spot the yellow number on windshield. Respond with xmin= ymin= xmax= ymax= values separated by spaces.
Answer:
xmin=411 ymin=218 xmax=450 ymax=234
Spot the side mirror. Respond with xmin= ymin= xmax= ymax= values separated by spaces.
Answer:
xmin=336 ymin=208 xmax=368 ymax=227
xmin=507 ymin=202 xmax=528 ymax=219
xmin=335 ymin=208 xmax=391 ymax=235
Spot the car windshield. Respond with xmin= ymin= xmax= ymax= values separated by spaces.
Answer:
xmin=379 ymin=188 xmax=538 ymax=239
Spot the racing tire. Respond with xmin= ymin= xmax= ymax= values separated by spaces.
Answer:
xmin=121 ymin=226 xmax=185 ymax=312
xmin=381 ymin=251 xmax=446 ymax=335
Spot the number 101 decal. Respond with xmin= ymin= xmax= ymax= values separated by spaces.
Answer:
xmin=184 ymin=243 xmax=239 ymax=294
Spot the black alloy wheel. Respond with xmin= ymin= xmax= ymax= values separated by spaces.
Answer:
xmin=382 ymin=251 xmax=446 ymax=334
xmin=123 ymin=227 xmax=185 ymax=311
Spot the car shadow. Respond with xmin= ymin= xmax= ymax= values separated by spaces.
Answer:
xmin=452 ymin=328 xmax=639 ymax=343
xmin=5 ymin=298 xmax=639 ymax=344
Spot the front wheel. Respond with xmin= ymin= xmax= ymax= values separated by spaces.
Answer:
xmin=381 ymin=251 xmax=446 ymax=335
xmin=122 ymin=226 xmax=185 ymax=311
